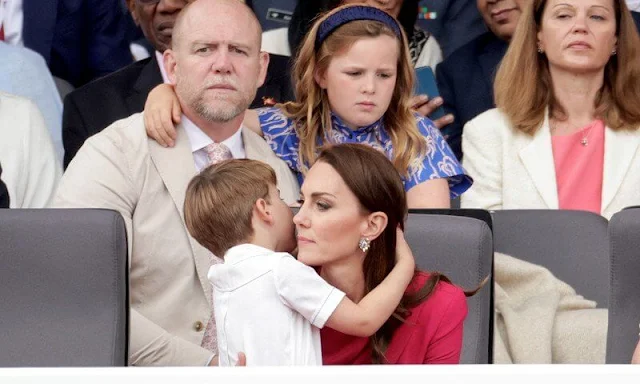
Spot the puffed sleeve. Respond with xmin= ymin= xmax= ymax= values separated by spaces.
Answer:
xmin=403 ymin=114 xmax=473 ymax=197
xmin=257 ymin=107 xmax=304 ymax=181
xmin=274 ymin=254 xmax=346 ymax=329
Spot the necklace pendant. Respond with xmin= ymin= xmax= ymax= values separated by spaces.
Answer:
xmin=581 ymin=138 xmax=588 ymax=146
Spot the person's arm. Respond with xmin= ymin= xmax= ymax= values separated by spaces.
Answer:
xmin=633 ymin=338 xmax=640 ymax=364
xmin=407 ymin=179 xmax=451 ymax=209
xmin=86 ymin=0 xmax=133 ymax=81
xmin=324 ymin=228 xmax=416 ymax=336
xmin=18 ymin=100 xmax=61 ymax=208
xmin=143 ymin=84 xmax=263 ymax=147
xmin=53 ymin=123 xmax=211 ymax=366
xmin=459 ymin=112 xmax=503 ymax=210
xmin=404 ymin=116 xmax=471 ymax=208
xmin=423 ymin=286 xmax=467 ymax=364
xmin=276 ymin=228 xmax=415 ymax=338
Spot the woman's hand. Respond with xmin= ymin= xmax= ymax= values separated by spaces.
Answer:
xmin=395 ymin=227 xmax=416 ymax=272
xmin=144 ymin=83 xmax=182 ymax=147
xmin=410 ymin=94 xmax=454 ymax=130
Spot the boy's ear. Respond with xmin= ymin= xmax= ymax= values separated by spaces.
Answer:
xmin=254 ymin=198 xmax=274 ymax=225
xmin=361 ymin=212 xmax=388 ymax=241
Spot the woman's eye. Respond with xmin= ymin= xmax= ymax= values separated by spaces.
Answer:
xmin=316 ymin=202 xmax=330 ymax=211
xmin=346 ymin=71 xmax=362 ymax=77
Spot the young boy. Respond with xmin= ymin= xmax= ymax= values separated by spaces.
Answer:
xmin=184 ymin=159 xmax=414 ymax=366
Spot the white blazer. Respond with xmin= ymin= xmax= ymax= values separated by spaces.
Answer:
xmin=460 ymin=108 xmax=640 ymax=219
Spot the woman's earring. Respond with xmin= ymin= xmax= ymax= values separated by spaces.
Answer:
xmin=612 ymin=48 xmax=617 ymax=56
xmin=537 ymin=44 xmax=543 ymax=54
xmin=358 ymin=237 xmax=371 ymax=253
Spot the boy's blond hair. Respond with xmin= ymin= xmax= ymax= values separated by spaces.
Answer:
xmin=184 ymin=159 xmax=277 ymax=257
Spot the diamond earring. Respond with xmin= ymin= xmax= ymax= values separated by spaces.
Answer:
xmin=358 ymin=237 xmax=371 ymax=253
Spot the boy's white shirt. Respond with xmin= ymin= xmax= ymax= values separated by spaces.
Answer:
xmin=208 ymin=243 xmax=346 ymax=366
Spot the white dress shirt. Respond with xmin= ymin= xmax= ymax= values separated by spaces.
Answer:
xmin=209 ymin=244 xmax=346 ymax=366
xmin=0 ymin=0 xmax=23 ymax=45
xmin=156 ymin=51 xmax=170 ymax=84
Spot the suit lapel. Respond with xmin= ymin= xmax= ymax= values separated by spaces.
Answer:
xmin=126 ymin=56 xmax=164 ymax=115
xmin=148 ymin=123 xmax=213 ymax=303
xmin=518 ymin=114 xmax=559 ymax=209
xmin=242 ymin=127 xmax=270 ymax=162
xmin=602 ymin=127 xmax=640 ymax=212
xmin=22 ymin=0 xmax=58 ymax=64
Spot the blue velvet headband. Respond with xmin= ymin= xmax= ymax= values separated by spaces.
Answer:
xmin=315 ymin=6 xmax=403 ymax=50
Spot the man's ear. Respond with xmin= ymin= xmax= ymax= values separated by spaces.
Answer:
xmin=256 ymin=51 xmax=270 ymax=88
xmin=164 ymin=50 xmax=178 ymax=85
xmin=361 ymin=212 xmax=388 ymax=241
xmin=254 ymin=197 xmax=274 ymax=225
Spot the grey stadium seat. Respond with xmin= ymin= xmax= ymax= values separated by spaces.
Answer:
xmin=0 ymin=209 xmax=128 ymax=367
xmin=492 ymin=210 xmax=609 ymax=307
xmin=606 ymin=208 xmax=640 ymax=363
xmin=405 ymin=213 xmax=493 ymax=364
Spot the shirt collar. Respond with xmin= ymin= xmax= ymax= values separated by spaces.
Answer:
xmin=330 ymin=111 xmax=384 ymax=136
xmin=181 ymin=114 xmax=245 ymax=158
xmin=155 ymin=51 xmax=170 ymax=84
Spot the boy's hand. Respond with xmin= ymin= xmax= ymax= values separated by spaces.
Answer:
xmin=395 ymin=227 xmax=415 ymax=271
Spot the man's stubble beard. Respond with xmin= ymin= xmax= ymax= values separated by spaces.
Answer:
xmin=175 ymin=74 xmax=255 ymax=123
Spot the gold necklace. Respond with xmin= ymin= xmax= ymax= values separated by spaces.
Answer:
xmin=550 ymin=120 xmax=595 ymax=147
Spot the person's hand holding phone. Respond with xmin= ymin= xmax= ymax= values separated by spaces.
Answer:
xmin=410 ymin=95 xmax=454 ymax=130
xmin=412 ymin=67 xmax=455 ymax=130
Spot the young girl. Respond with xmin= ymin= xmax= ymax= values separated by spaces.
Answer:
xmin=145 ymin=4 xmax=472 ymax=209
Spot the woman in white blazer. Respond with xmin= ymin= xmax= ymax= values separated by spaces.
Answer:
xmin=461 ymin=0 xmax=640 ymax=220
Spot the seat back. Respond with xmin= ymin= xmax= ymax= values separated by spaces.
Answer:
xmin=606 ymin=208 xmax=640 ymax=363
xmin=405 ymin=213 xmax=493 ymax=364
xmin=0 ymin=209 xmax=128 ymax=367
xmin=492 ymin=210 xmax=609 ymax=307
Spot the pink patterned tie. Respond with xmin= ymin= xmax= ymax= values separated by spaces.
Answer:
xmin=200 ymin=143 xmax=232 ymax=353
xmin=204 ymin=142 xmax=233 ymax=167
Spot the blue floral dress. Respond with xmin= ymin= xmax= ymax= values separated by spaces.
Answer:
xmin=256 ymin=107 xmax=472 ymax=198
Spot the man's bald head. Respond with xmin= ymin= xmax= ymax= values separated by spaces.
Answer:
xmin=171 ymin=0 xmax=262 ymax=51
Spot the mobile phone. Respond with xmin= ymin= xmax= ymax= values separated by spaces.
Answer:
xmin=415 ymin=66 xmax=446 ymax=120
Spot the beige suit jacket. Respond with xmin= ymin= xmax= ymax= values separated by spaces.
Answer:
xmin=461 ymin=108 xmax=640 ymax=219
xmin=53 ymin=113 xmax=299 ymax=366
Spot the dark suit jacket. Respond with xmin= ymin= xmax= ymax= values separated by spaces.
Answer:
xmin=436 ymin=32 xmax=508 ymax=161
xmin=0 ymin=164 xmax=9 ymax=208
xmin=62 ymin=54 xmax=294 ymax=168
xmin=23 ymin=0 xmax=133 ymax=87
xmin=632 ymin=11 xmax=640 ymax=33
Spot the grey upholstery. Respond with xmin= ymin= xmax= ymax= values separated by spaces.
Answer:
xmin=0 ymin=209 xmax=128 ymax=367
xmin=606 ymin=208 xmax=640 ymax=363
xmin=492 ymin=210 xmax=609 ymax=307
xmin=405 ymin=213 xmax=493 ymax=364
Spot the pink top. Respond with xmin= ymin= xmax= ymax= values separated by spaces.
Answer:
xmin=551 ymin=119 xmax=605 ymax=215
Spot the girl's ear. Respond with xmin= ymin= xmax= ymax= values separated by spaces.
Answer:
xmin=314 ymin=68 xmax=328 ymax=89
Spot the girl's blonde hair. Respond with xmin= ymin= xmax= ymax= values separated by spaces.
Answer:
xmin=277 ymin=4 xmax=426 ymax=177
xmin=494 ymin=0 xmax=640 ymax=134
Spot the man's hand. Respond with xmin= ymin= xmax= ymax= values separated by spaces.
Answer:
xmin=410 ymin=95 xmax=455 ymax=129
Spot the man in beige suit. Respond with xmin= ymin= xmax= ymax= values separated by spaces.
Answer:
xmin=54 ymin=0 xmax=299 ymax=366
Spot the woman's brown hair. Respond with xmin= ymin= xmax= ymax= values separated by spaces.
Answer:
xmin=315 ymin=143 xmax=472 ymax=364
xmin=494 ymin=0 xmax=640 ymax=134
xmin=277 ymin=4 xmax=426 ymax=177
